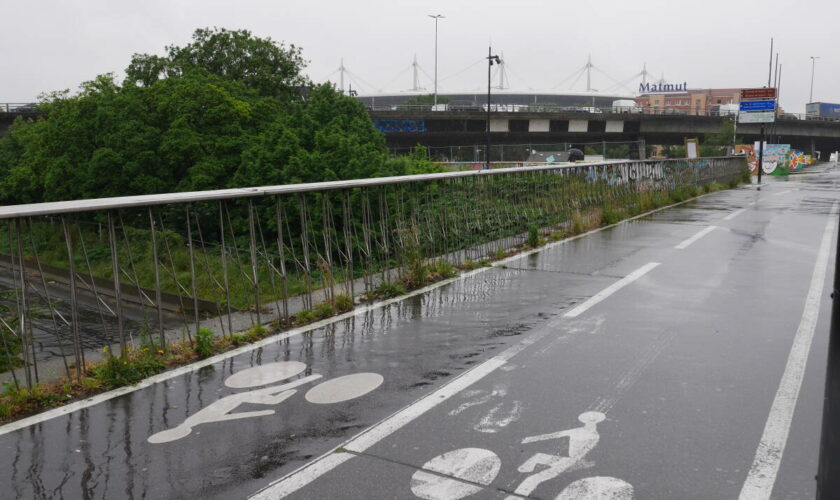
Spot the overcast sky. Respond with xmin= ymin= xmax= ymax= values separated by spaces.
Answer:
xmin=1 ymin=0 xmax=836 ymax=113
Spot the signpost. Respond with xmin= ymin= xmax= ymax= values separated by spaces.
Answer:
xmin=739 ymin=88 xmax=778 ymax=185
xmin=739 ymin=100 xmax=776 ymax=112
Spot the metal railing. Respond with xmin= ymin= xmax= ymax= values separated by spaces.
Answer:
xmin=0 ymin=157 xmax=747 ymax=387
xmin=364 ymin=104 xmax=839 ymax=123
xmin=0 ymin=103 xmax=38 ymax=114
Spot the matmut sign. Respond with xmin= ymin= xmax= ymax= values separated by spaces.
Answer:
xmin=741 ymin=88 xmax=777 ymax=99
xmin=639 ymin=82 xmax=688 ymax=93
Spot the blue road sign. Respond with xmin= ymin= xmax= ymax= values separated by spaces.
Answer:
xmin=740 ymin=100 xmax=776 ymax=112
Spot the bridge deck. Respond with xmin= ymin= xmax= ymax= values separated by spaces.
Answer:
xmin=1 ymin=167 xmax=836 ymax=499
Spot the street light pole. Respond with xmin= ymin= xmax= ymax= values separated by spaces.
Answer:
xmin=810 ymin=56 xmax=820 ymax=103
xmin=428 ymin=14 xmax=444 ymax=107
xmin=486 ymin=47 xmax=501 ymax=170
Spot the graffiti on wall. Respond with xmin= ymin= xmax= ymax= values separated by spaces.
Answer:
xmin=373 ymin=119 xmax=427 ymax=133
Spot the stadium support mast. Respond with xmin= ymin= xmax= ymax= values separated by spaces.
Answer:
xmin=339 ymin=59 xmax=346 ymax=94
xmin=586 ymin=54 xmax=593 ymax=91
xmin=412 ymin=54 xmax=421 ymax=91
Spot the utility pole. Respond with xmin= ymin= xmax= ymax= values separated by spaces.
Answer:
xmin=757 ymin=38 xmax=773 ymax=188
xmin=428 ymin=14 xmax=444 ymax=106
xmin=810 ymin=56 xmax=820 ymax=103
xmin=486 ymin=47 xmax=501 ymax=170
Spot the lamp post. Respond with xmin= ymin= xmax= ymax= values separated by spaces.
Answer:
xmin=486 ymin=47 xmax=501 ymax=170
xmin=809 ymin=56 xmax=820 ymax=103
xmin=428 ymin=15 xmax=444 ymax=107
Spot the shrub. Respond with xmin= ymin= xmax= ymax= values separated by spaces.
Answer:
xmin=571 ymin=211 xmax=585 ymax=234
xmin=526 ymin=226 xmax=540 ymax=247
xmin=194 ymin=328 xmax=215 ymax=359
xmin=368 ymin=281 xmax=407 ymax=300
xmin=429 ymin=259 xmax=456 ymax=280
xmin=312 ymin=301 xmax=337 ymax=319
xmin=601 ymin=206 xmax=623 ymax=225
xmin=293 ymin=309 xmax=316 ymax=324
xmin=334 ymin=294 xmax=354 ymax=313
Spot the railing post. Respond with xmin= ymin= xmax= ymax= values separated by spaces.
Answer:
xmin=107 ymin=211 xmax=127 ymax=358
xmin=817 ymin=212 xmax=840 ymax=498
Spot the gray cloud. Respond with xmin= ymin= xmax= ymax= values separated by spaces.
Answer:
xmin=1 ymin=0 xmax=836 ymax=113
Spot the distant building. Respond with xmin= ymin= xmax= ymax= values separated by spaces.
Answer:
xmin=636 ymin=88 xmax=744 ymax=115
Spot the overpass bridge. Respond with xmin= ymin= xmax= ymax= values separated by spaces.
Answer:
xmin=368 ymin=107 xmax=840 ymax=157
xmin=2 ymin=158 xmax=840 ymax=498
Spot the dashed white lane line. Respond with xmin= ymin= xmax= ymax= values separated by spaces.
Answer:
xmin=563 ymin=262 xmax=660 ymax=318
xmin=250 ymin=322 xmax=554 ymax=499
xmin=252 ymin=261 xmax=663 ymax=498
xmin=674 ymin=226 xmax=717 ymax=249
xmin=739 ymin=202 xmax=838 ymax=500
xmin=723 ymin=208 xmax=747 ymax=221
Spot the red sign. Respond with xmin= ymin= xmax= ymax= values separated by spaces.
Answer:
xmin=741 ymin=88 xmax=777 ymax=99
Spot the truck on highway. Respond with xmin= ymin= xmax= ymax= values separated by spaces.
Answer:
xmin=806 ymin=102 xmax=840 ymax=119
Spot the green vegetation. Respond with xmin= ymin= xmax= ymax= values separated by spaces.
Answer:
xmin=401 ymin=94 xmax=451 ymax=107
xmin=0 ymin=28 xmax=440 ymax=205
xmin=194 ymin=328 xmax=215 ymax=358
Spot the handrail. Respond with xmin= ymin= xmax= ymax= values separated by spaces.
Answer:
xmin=0 ymin=157 xmax=735 ymax=219
xmin=365 ymin=104 xmax=840 ymax=123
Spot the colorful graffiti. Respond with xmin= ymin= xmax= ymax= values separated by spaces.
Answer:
xmin=373 ymin=119 xmax=427 ymax=133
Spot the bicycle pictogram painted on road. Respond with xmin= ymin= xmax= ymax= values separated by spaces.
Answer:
xmin=410 ymin=411 xmax=633 ymax=499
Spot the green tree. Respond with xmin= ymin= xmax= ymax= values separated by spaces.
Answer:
xmin=126 ymin=28 xmax=308 ymax=99
xmin=402 ymin=94 xmax=450 ymax=107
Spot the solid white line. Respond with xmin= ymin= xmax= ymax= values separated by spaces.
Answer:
xmin=773 ymin=190 xmax=792 ymax=196
xmin=674 ymin=226 xmax=717 ymax=249
xmin=739 ymin=202 xmax=838 ymax=500
xmin=723 ymin=208 xmax=747 ymax=221
xmin=250 ymin=323 xmax=550 ymax=499
xmin=563 ymin=262 xmax=660 ymax=318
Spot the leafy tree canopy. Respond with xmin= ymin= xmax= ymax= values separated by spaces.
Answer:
xmin=0 ymin=28 xmax=438 ymax=205
xmin=125 ymin=27 xmax=308 ymax=99
xmin=402 ymin=94 xmax=450 ymax=106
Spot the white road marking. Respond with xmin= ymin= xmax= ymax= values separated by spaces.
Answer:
xmin=0 ymin=184 xmax=706 ymax=438
xmin=224 ymin=361 xmax=306 ymax=389
xmin=773 ymin=190 xmax=792 ymax=196
xmin=564 ymin=263 xmax=660 ymax=318
xmin=723 ymin=208 xmax=747 ymax=221
xmin=410 ymin=448 xmax=502 ymax=500
xmin=739 ymin=202 xmax=838 ymax=500
xmin=556 ymin=477 xmax=634 ymax=500
xmin=250 ymin=323 xmax=556 ymax=499
xmin=474 ymin=400 xmax=523 ymax=433
xmin=304 ymin=373 xmax=384 ymax=404
xmin=674 ymin=226 xmax=717 ymax=249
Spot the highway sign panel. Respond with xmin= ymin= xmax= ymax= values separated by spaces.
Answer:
xmin=740 ymin=100 xmax=776 ymax=112
xmin=738 ymin=111 xmax=775 ymax=124
xmin=741 ymin=88 xmax=777 ymax=100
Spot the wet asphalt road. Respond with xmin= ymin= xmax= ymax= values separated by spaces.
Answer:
xmin=2 ymin=167 xmax=839 ymax=499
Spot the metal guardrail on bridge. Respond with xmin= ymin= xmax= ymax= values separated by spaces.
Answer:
xmin=0 ymin=157 xmax=746 ymax=387
xmin=0 ymin=103 xmax=38 ymax=114
xmin=365 ymin=104 xmax=839 ymax=123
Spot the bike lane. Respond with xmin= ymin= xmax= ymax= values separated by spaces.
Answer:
xmin=0 ymin=192 xmax=731 ymax=499
xmin=257 ymin=179 xmax=839 ymax=499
